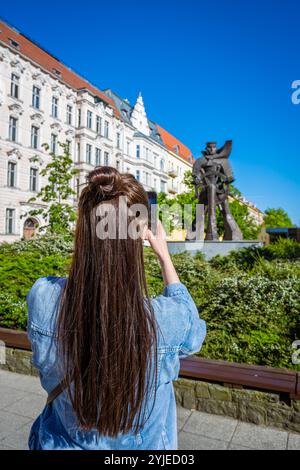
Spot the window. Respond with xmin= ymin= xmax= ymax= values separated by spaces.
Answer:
xmin=30 ymin=168 xmax=38 ymax=192
xmin=96 ymin=116 xmax=102 ymax=134
xmin=66 ymin=105 xmax=72 ymax=125
xmin=7 ymin=162 xmax=16 ymax=187
xmin=31 ymin=126 xmax=39 ymax=149
xmin=9 ymin=39 xmax=19 ymax=49
xmin=66 ymin=140 xmax=72 ymax=157
xmin=160 ymin=158 xmax=164 ymax=171
xmin=51 ymin=134 xmax=57 ymax=154
xmin=160 ymin=180 xmax=166 ymax=193
xmin=32 ymin=86 xmax=40 ymax=109
xmin=10 ymin=74 xmax=19 ymax=99
xmin=76 ymin=178 xmax=80 ymax=199
xmin=5 ymin=208 xmax=15 ymax=234
xmin=127 ymin=141 xmax=130 ymax=156
xmin=95 ymin=148 xmax=101 ymax=166
xmin=52 ymin=68 xmax=61 ymax=78
xmin=51 ymin=96 xmax=58 ymax=118
xmin=77 ymin=142 xmax=80 ymax=162
xmin=116 ymin=160 xmax=120 ymax=171
xmin=116 ymin=132 xmax=121 ymax=149
xmin=77 ymin=109 xmax=81 ymax=127
xmin=145 ymin=172 xmax=151 ymax=186
xmin=145 ymin=148 xmax=149 ymax=160
xmin=104 ymin=120 xmax=109 ymax=138
xmin=136 ymin=145 xmax=140 ymax=159
xmin=87 ymin=110 xmax=93 ymax=129
xmin=136 ymin=170 xmax=140 ymax=181
xmin=86 ymin=144 xmax=92 ymax=164
xmin=9 ymin=117 xmax=18 ymax=142
xmin=104 ymin=152 xmax=109 ymax=165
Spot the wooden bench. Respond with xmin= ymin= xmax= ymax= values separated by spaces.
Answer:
xmin=180 ymin=356 xmax=300 ymax=399
xmin=0 ymin=327 xmax=299 ymax=399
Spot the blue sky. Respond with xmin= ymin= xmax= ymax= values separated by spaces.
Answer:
xmin=1 ymin=0 xmax=300 ymax=223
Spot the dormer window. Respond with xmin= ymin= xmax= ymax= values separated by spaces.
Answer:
xmin=174 ymin=144 xmax=180 ymax=154
xmin=9 ymin=38 xmax=20 ymax=49
xmin=52 ymin=68 xmax=61 ymax=78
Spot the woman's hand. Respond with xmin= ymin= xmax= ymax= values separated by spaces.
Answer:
xmin=144 ymin=220 xmax=169 ymax=262
xmin=144 ymin=221 xmax=180 ymax=286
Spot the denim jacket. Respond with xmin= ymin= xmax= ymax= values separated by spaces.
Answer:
xmin=27 ymin=276 xmax=206 ymax=450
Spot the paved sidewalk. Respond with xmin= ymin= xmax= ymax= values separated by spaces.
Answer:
xmin=0 ymin=369 xmax=299 ymax=450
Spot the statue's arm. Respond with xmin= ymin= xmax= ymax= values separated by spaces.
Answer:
xmin=217 ymin=140 xmax=232 ymax=158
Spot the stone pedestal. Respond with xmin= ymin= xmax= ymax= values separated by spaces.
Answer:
xmin=167 ymin=240 xmax=263 ymax=260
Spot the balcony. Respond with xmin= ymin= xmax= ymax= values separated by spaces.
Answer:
xmin=168 ymin=167 xmax=178 ymax=178
xmin=168 ymin=183 xmax=178 ymax=194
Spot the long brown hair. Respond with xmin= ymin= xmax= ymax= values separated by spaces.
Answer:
xmin=57 ymin=166 xmax=157 ymax=437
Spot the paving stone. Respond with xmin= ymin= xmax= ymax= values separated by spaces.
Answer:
xmin=287 ymin=433 xmax=300 ymax=450
xmin=1 ymin=422 xmax=33 ymax=450
xmin=183 ymin=410 xmax=238 ymax=442
xmin=228 ymin=443 xmax=255 ymax=450
xmin=0 ymin=444 xmax=14 ymax=450
xmin=232 ymin=422 xmax=288 ymax=450
xmin=179 ymin=431 xmax=228 ymax=450
xmin=0 ymin=409 xmax=32 ymax=440
xmin=0 ymin=370 xmax=296 ymax=450
xmin=0 ymin=384 xmax=28 ymax=409
xmin=177 ymin=406 xmax=192 ymax=431
xmin=0 ymin=370 xmax=45 ymax=396
xmin=4 ymin=393 xmax=45 ymax=419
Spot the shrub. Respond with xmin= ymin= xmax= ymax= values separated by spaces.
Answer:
xmin=0 ymin=235 xmax=299 ymax=371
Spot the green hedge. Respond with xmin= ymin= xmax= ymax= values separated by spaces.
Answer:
xmin=0 ymin=236 xmax=299 ymax=370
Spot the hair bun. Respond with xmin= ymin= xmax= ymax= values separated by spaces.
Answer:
xmin=87 ymin=166 xmax=122 ymax=197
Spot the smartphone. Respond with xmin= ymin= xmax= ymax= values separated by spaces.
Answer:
xmin=147 ymin=191 xmax=157 ymax=235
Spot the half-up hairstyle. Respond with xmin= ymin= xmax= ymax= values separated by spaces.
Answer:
xmin=57 ymin=166 xmax=158 ymax=437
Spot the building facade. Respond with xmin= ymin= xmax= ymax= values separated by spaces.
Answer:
xmin=0 ymin=20 xmax=193 ymax=242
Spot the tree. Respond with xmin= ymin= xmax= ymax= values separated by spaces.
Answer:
xmin=216 ymin=200 xmax=261 ymax=240
xmin=26 ymin=142 xmax=79 ymax=235
xmin=264 ymin=208 xmax=294 ymax=228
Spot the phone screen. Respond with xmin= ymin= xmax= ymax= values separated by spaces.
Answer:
xmin=147 ymin=191 xmax=158 ymax=235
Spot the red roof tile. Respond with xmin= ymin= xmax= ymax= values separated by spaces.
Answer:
xmin=0 ymin=20 xmax=121 ymax=119
xmin=156 ymin=124 xmax=193 ymax=163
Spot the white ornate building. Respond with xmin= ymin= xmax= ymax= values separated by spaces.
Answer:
xmin=0 ymin=19 xmax=194 ymax=242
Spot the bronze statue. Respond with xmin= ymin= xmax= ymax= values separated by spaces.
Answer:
xmin=192 ymin=140 xmax=243 ymax=241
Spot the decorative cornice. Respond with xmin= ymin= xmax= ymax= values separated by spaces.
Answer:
xmin=10 ymin=58 xmax=25 ymax=74
xmin=50 ymin=122 xmax=62 ymax=133
xmin=65 ymin=128 xmax=75 ymax=137
xmin=32 ymin=72 xmax=47 ymax=86
xmin=0 ymin=50 xmax=9 ymax=62
xmin=29 ymin=155 xmax=44 ymax=166
xmin=51 ymin=84 xmax=63 ymax=96
xmin=8 ymin=102 xmax=23 ymax=115
xmin=66 ymin=92 xmax=77 ymax=103
xmin=30 ymin=112 xmax=44 ymax=125
xmin=95 ymin=101 xmax=105 ymax=112
xmin=7 ymin=148 xmax=22 ymax=160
